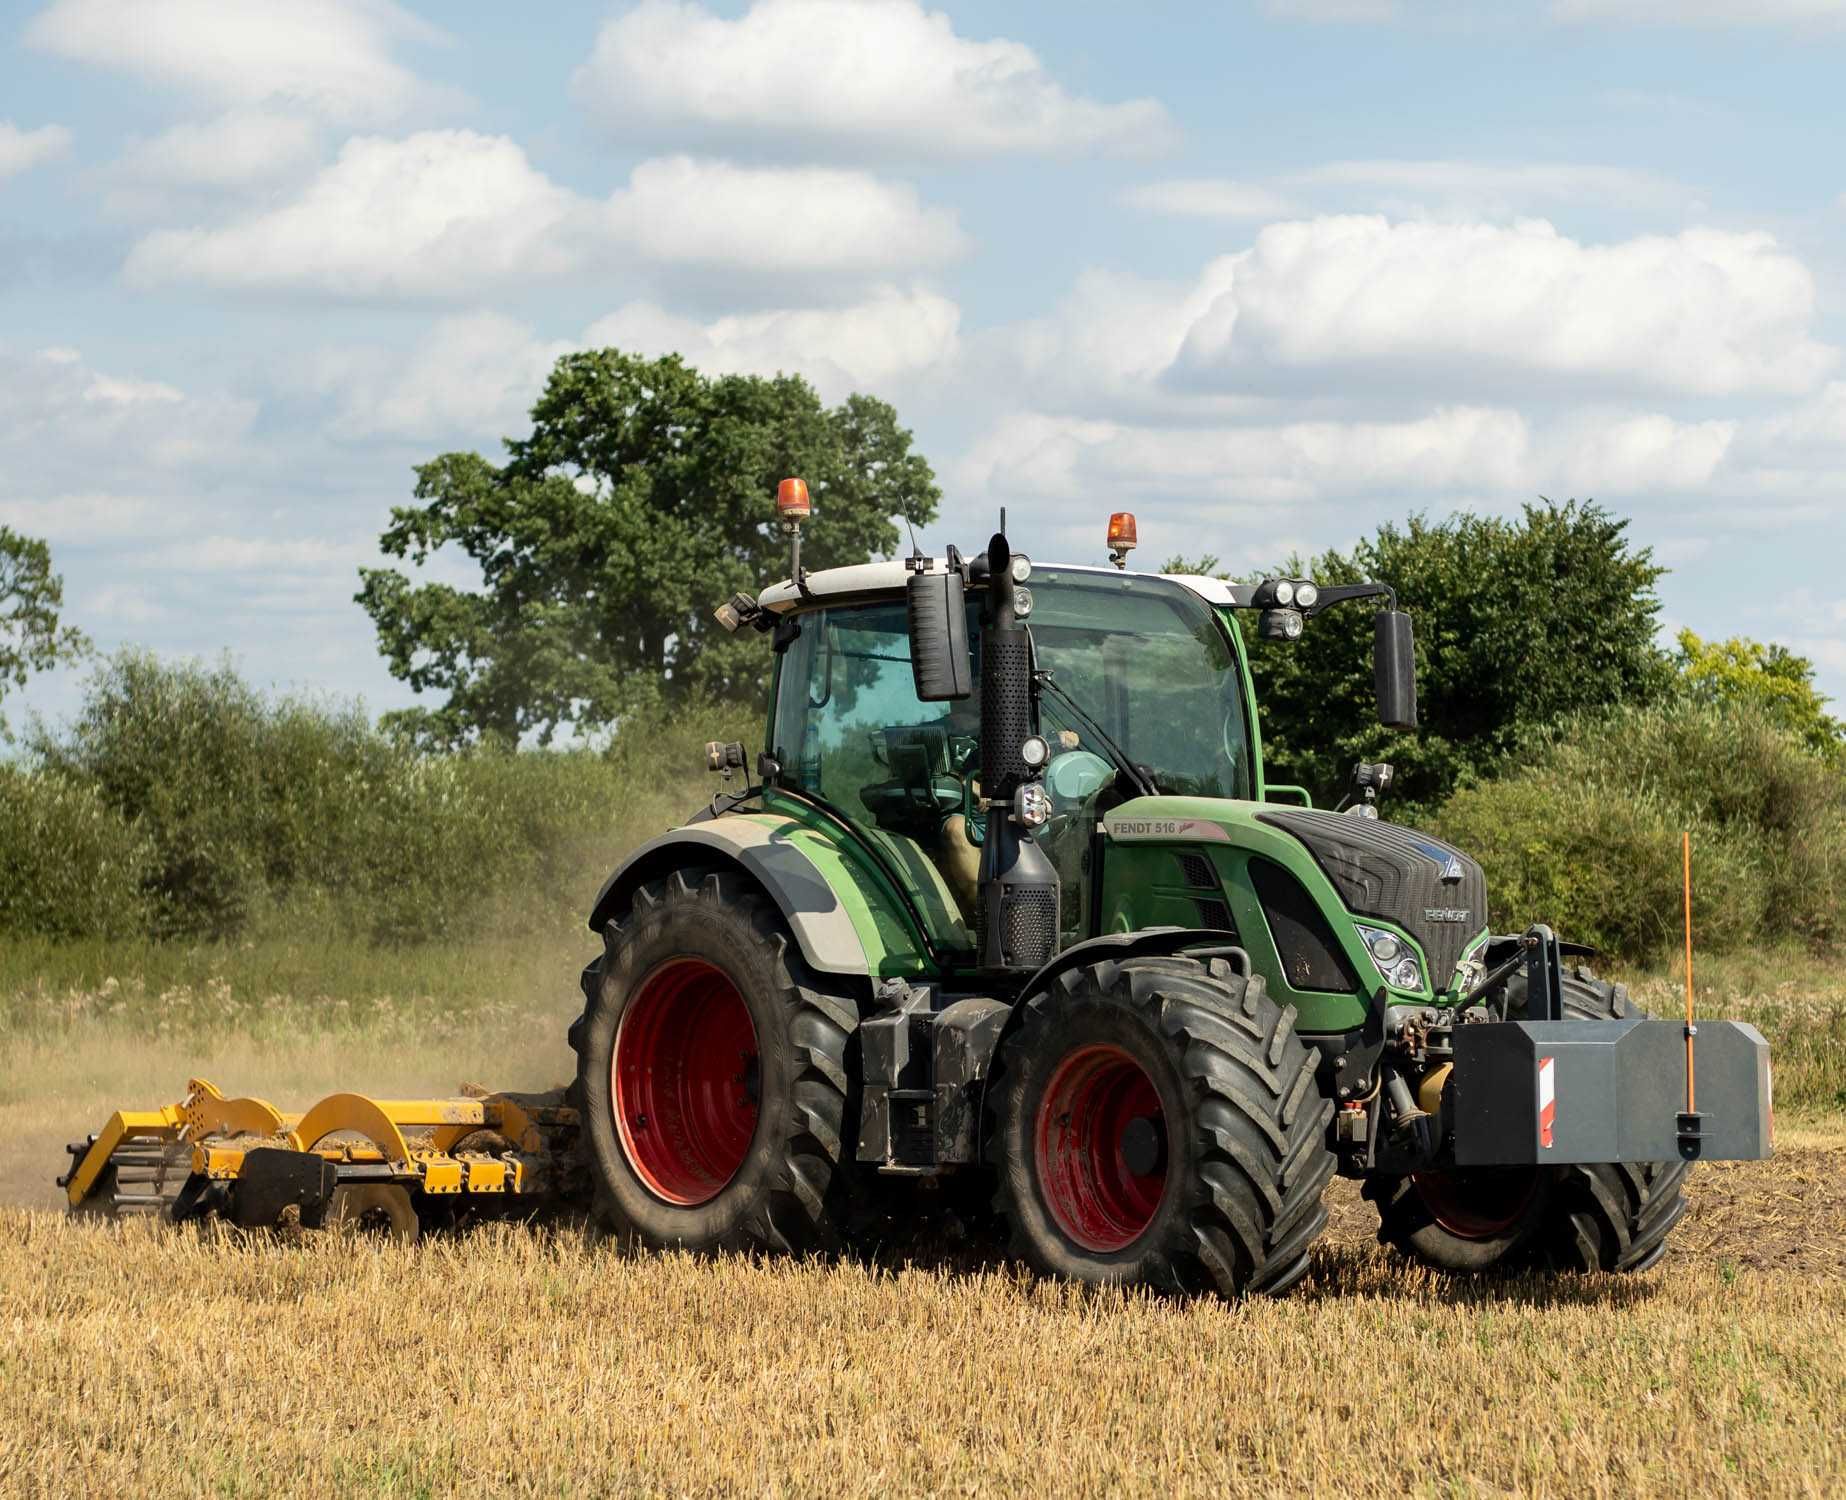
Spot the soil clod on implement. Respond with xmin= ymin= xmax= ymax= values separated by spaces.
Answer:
xmin=60 ymin=1078 xmax=581 ymax=1236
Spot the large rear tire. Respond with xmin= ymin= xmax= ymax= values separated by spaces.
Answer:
xmin=569 ymin=869 xmax=858 ymax=1255
xmin=1367 ymin=965 xmax=1692 ymax=1273
xmin=989 ymin=955 xmax=1335 ymax=1298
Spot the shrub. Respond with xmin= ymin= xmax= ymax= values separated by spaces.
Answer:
xmin=0 ymin=766 xmax=149 ymax=938
xmin=22 ymin=651 xmax=755 ymax=945
xmin=1434 ymin=699 xmax=1846 ymax=962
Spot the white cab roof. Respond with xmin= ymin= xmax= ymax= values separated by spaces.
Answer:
xmin=756 ymin=559 xmax=1233 ymax=613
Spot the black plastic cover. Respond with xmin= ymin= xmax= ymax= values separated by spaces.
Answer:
xmin=1374 ymin=610 xmax=1418 ymax=730
xmin=906 ymin=569 xmax=972 ymax=701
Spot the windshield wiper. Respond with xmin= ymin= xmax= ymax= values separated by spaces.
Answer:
xmin=1036 ymin=674 xmax=1159 ymax=798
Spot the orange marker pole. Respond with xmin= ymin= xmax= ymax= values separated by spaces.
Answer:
xmin=1682 ymin=830 xmax=1696 ymax=1115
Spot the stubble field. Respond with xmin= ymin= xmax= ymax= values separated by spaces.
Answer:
xmin=2 ymin=946 xmax=1843 ymax=1497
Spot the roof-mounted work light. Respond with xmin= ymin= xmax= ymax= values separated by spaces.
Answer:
xmin=1107 ymin=511 xmax=1137 ymax=570
xmin=776 ymin=477 xmax=813 ymax=595
xmin=776 ymin=476 xmax=812 ymax=524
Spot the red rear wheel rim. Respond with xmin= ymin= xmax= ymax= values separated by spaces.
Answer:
xmin=1035 ymin=1044 xmax=1168 ymax=1253
xmin=1412 ymin=1168 xmax=1541 ymax=1240
xmin=613 ymin=958 xmax=759 ymax=1206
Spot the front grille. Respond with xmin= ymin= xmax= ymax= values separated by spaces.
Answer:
xmin=1258 ymin=808 xmax=1488 ymax=984
xmin=1251 ymin=858 xmax=1360 ymax=994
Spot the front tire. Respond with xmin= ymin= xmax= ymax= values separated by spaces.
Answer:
xmin=570 ymin=869 xmax=858 ymax=1255
xmin=989 ymin=955 xmax=1335 ymax=1298
xmin=1368 ymin=965 xmax=1692 ymax=1273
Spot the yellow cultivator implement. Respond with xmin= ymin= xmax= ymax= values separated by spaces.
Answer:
xmin=60 ymin=1078 xmax=580 ymax=1240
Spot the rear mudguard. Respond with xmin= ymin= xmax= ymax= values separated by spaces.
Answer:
xmin=590 ymin=815 xmax=889 ymax=980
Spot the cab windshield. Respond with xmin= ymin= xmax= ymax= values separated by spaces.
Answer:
xmin=1030 ymin=569 xmax=1254 ymax=801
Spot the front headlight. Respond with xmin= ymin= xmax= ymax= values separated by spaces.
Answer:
xmin=1356 ymin=923 xmax=1424 ymax=992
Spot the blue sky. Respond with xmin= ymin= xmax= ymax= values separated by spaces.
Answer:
xmin=4 ymin=0 xmax=1846 ymax=732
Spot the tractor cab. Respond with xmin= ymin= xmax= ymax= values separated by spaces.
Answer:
xmin=757 ymin=561 xmax=1258 ymax=957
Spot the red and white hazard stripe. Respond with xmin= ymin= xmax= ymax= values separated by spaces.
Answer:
xmin=1537 ymin=1055 xmax=1556 ymax=1149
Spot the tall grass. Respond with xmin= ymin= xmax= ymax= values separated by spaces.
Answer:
xmin=6 ymin=652 xmax=753 ymax=948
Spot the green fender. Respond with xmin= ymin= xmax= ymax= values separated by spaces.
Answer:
xmin=587 ymin=812 xmax=935 ymax=982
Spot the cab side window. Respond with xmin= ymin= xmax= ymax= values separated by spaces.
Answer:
xmin=771 ymin=602 xmax=981 ymax=950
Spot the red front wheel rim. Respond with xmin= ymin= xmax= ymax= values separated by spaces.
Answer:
xmin=613 ymin=958 xmax=759 ymax=1206
xmin=1035 ymin=1044 xmax=1169 ymax=1253
xmin=1412 ymin=1168 xmax=1541 ymax=1240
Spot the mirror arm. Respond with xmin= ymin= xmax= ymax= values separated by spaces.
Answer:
xmin=1219 ymin=580 xmax=1396 ymax=613
xmin=1301 ymin=582 xmax=1395 ymax=617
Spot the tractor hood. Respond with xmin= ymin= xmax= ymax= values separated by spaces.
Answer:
xmin=1255 ymin=807 xmax=1489 ymax=988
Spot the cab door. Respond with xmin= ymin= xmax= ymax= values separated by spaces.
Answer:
xmin=768 ymin=600 xmax=980 ymax=958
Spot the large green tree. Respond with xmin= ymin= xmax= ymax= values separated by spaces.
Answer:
xmin=358 ymin=351 xmax=939 ymax=746
xmin=1173 ymin=501 xmax=1670 ymax=810
xmin=1 ymin=526 xmax=88 ymax=735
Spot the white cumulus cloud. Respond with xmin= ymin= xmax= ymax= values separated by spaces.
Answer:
xmin=1167 ymin=216 xmax=1833 ymax=398
xmin=124 ymin=131 xmax=583 ymax=297
xmin=607 ymin=158 xmax=967 ymax=276
xmin=26 ymin=0 xmax=450 ymax=124
xmin=0 ymin=121 xmax=73 ymax=180
xmin=0 ymin=347 xmax=258 ymax=548
xmin=306 ymin=310 xmax=575 ymax=443
xmin=961 ymin=406 xmax=1534 ymax=509
xmin=306 ymin=287 xmax=962 ymax=444
xmin=584 ymin=286 xmax=961 ymax=403
xmin=1127 ymin=161 xmax=1698 ymax=224
xmin=573 ymin=0 xmax=1174 ymax=159
xmin=961 ymin=404 xmax=1743 ymax=518
xmin=124 ymin=136 xmax=969 ymax=298
xmin=111 ymin=111 xmax=322 ymax=192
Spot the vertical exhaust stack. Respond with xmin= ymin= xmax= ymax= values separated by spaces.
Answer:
xmin=977 ymin=532 xmax=1059 ymax=970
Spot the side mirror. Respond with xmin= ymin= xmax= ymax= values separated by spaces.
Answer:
xmin=907 ymin=567 xmax=972 ymax=701
xmin=1374 ymin=610 xmax=1418 ymax=730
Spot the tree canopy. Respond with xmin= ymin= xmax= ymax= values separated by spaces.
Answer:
xmin=1673 ymin=627 xmax=1843 ymax=758
xmin=0 ymin=526 xmax=88 ymax=735
xmin=358 ymin=351 xmax=939 ymax=746
xmin=1172 ymin=501 xmax=1670 ymax=810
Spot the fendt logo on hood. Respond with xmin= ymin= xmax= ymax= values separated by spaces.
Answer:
xmin=1411 ymin=837 xmax=1467 ymax=884
xmin=1424 ymin=907 xmax=1473 ymax=924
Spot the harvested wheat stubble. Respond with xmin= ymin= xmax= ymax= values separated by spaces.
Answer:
xmin=3 ymin=1147 xmax=1845 ymax=1500
xmin=1320 ymin=1142 xmax=1846 ymax=1278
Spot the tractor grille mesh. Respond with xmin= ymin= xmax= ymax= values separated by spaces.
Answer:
xmin=1004 ymin=887 xmax=1058 ymax=968
xmin=1176 ymin=852 xmax=1217 ymax=889
xmin=1195 ymin=897 xmax=1235 ymax=933
xmin=1257 ymin=808 xmax=1488 ymax=983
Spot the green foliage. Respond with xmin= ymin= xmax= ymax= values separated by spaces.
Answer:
xmin=1435 ymin=699 xmax=1846 ymax=962
xmin=0 ymin=527 xmax=89 ymax=733
xmin=23 ymin=651 xmax=751 ymax=944
xmin=0 ymin=765 xmax=149 ymax=938
xmin=1176 ymin=501 xmax=1670 ymax=810
xmin=357 ymin=350 xmax=938 ymax=748
xmin=1673 ymin=628 xmax=1843 ymax=758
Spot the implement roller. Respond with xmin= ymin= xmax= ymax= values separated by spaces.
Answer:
xmin=60 ymin=1078 xmax=580 ymax=1240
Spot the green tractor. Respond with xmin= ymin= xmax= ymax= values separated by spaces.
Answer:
xmin=568 ymin=488 xmax=1771 ymax=1296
